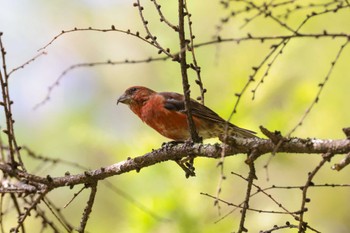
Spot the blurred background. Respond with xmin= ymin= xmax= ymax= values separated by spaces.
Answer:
xmin=1 ymin=0 xmax=350 ymax=232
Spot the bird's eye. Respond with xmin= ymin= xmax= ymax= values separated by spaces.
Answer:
xmin=128 ymin=87 xmax=138 ymax=94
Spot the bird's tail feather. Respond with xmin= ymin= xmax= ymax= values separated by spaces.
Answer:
xmin=226 ymin=124 xmax=257 ymax=138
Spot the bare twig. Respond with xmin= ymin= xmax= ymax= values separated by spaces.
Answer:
xmin=152 ymin=0 xmax=178 ymax=31
xmin=0 ymin=33 xmax=25 ymax=170
xmin=201 ymin=192 xmax=300 ymax=215
xmin=10 ymin=193 xmax=26 ymax=233
xmin=260 ymin=39 xmax=349 ymax=172
xmin=239 ymin=0 xmax=298 ymax=34
xmin=332 ymin=152 xmax=350 ymax=171
xmin=38 ymin=26 xmax=174 ymax=57
xmin=237 ymin=151 xmax=258 ymax=233
xmin=26 ymin=198 xmax=62 ymax=233
xmin=286 ymin=39 xmax=350 ymax=137
xmin=41 ymin=198 xmax=73 ymax=232
xmin=44 ymin=197 xmax=74 ymax=232
xmin=183 ymin=0 xmax=205 ymax=104
xmin=231 ymin=172 xmax=297 ymax=219
xmin=33 ymin=56 xmax=168 ymax=110
xmin=260 ymin=223 xmax=298 ymax=233
xmin=77 ymin=182 xmax=97 ymax=233
xmin=178 ymin=0 xmax=200 ymax=143
xmin=298 ymin=153 xmax=334 ymax=232
xmin=64 ymin=186 xmax=86 ymax=208
xmin=8 ymin=51 xmax=47 ymax=77
xmin=214 ymin=154 xmax=225 ymax=216
xmin=14 ymin=188 xmax=49 ymax=232
xmin=196 ymin=33 xmax=350 ymax=49
xmin=135 ymin=0 xmax=173 ymax=57
xmin=0 ymin=194 xmax=5 ymax=233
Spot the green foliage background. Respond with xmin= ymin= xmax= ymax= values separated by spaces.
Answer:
xmin=1 ymin=0 xmax=350 ymax=232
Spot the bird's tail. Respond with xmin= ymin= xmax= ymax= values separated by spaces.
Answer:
xmin=225 ymin=123 xmax=257 ymax=138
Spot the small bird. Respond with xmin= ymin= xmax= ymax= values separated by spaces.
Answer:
xmin=117 ymin=86 xmax=256 ymax=141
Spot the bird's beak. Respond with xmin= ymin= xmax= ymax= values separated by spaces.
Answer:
xmin=117 ymin=93 xmax=130 ymax=105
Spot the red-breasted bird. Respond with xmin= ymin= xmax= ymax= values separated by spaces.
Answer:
xmin=117 ymin=86 xmax=256 ymax=141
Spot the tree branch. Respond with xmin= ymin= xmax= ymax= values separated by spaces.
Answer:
xmin=0 ymin=134 xmax=349 ymax=193
xmin=78 ymin=182 xmax=98 ymax=233
xmin=178 ymin=0 xmax=200 ymax=143
xmin=237 ymin=155 xmax=257 ymax=233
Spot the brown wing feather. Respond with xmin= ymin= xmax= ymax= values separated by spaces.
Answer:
xmin=160 ymin=92 xmax=224 ymax=122
xmin=160 ymin=92 xmax=256 ymax=138
xmin=190 ymin=100 xmax=257 ymax=138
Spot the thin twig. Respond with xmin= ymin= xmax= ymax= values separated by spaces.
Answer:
xmin=10 ymin=193 xmax=26 ymax=233
xmin=298 ymin=153 xmax=334 ymax=232
xmin=0 ymin=194 xmax=4 ymax=233
xmin=152 ymin=0 xmax=178 ymax=31
xmin=0 ymin=33 xmax=17 ymax=168
xmin=184 ymin=0 xmax=205 ymax=104
xmin=231 ymin=172 xmax=297 ymax=219
xmin=214 ymin=155 xmax=225 ymax=215
xmin=14 ymin=189 xmax=49 ymax=232
xmin=64 ymin=186 xmax=86 ymax=208
xmin=240 ymin=0 xmax=298 ymax=34
xmin=201 ymin=192 xmax=300 ymax=215
xmin=237 ymin=152 xmax=258 ymax=233
xmin=44 ymin=197 xmax=75 ymax=232
xmin=286 ymin=39 xmax=350 ymax=137
xmin=24 ymin=197 xmax=62 ymax=233
xmin=77 ymin=182 xmax=98 ymax=233
xmin=264 ymin=39 xmax=349 ymax=171
xmin=41 ymin=198 xmax=72 ymax=232
xmin=178 ymin=0 xmax=200 ymax=143
xmin=135 ymin=0 xmax=173 ymax=57
xmin=196 ymin=32 xmax=350 ymax=50
xmin=332 ymin=152 xmax=350 ymax=171
xmin=260 ymin=223 xmax=298 ymax=233
xmin=33 ymin=56 xmax=168 ymax=110
xmin=8 ymin=51 xmax=47 ymax=77
xmin=38 ymin=26 xmax=174 ymax=58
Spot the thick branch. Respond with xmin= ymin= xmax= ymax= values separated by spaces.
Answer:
xmin=0 ymin=137 xmax=349 ymax=192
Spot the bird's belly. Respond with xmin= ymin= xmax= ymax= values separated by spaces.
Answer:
xmin=141 ymin=108 xmax=216 ymax=140
xmin=144 ymin=110 xmax=191 ymax=140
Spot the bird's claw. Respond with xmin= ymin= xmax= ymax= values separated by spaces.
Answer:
xmin=175 ymin=159 xmax=196 ymax=178
xmin=162 ymin=139 xmax=197 ymax=148
xmin=162 ymin=140 xmax=184 ymax=148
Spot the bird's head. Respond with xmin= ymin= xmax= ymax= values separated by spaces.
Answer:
xmin=117 ymin=86 xmax=155 ymax=106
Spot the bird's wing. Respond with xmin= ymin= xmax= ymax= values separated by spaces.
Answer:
xmin=160 ymin=91 xmax=257 ymax=137
xmin=160 ymin=92 xmax=226 ymax=123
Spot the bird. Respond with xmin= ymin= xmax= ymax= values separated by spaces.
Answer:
xmin=117 ymin=86 xmax=256 ymax=141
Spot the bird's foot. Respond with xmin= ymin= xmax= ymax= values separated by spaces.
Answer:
xmin=162 ymin=140 xmax=185 ymax=148
xmin=175 ymin=158 xmax=196 ymax=178
xmin=162 ymin=141 xmax=196 ymax=178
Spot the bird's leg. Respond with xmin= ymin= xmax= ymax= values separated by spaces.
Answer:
xmin=161 ymin=140 xmax=196 ymax=178
xmin=178 ymin=154 xmax=195 ymax=171
xmin=175 ymin=159 xmax=196 ymax=178
xmin=183 ymin=139 xmax=198 ymax=176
